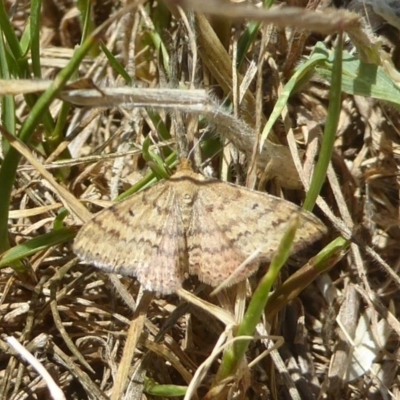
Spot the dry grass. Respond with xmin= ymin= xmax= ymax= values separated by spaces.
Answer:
xmin=1 ymin=0 xmax=400 ymax=399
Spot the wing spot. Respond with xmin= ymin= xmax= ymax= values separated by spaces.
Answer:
xmin=107 ymin=228 xmax=121 ymax=237
xmin=111 ymin=212 xmax=131 ymax=224
xmin=236 ymin=230 xmax=251 ymax=238
xmin=90 ymin=218 xmax=103 ymax=227
xmin=272 ymin=218 xmax=285 ymax=228
xmin=205 ymin=204 xmax=214 ymax=212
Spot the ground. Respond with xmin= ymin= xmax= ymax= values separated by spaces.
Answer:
xmin=1 ymin=0 xmax=400 ymax=399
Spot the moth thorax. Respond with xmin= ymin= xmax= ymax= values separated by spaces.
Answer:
xmin=180 ymin=192 xmax=194 ymax=228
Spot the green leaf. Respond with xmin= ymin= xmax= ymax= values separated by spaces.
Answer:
xmin=144 ymin=377 xmax=186 ymax=397
xmin=215 ymin=214 xmax=302 ymax=383
xmin=0 ymin=228 xmax=76 ymax=268
xmin=316 ymin=49 xmax=400 ymax=110
xmin=303 ymin=35 xmax=343 ymax=211
xmin=260 ymin=42 xmax=329 ymax=148
xmin=100 ymin=43 xmax=133 ymax=84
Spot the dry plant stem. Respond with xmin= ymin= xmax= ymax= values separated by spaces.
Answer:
xmin=143 ymin=338 xmax=195 ymax=388
xmin=239 ymin=61 xmax=258 ymax=113
xmin=328 ymin=284 xmax=360 ymax=387
xmin=121 ymin=1 xmax=137 ymax=69
xmin=184 ymin=330 xmax=232 ymax=399
xmin=50 ymin=262 xmax=94 ymax=373
xmin=52 ymin=342 xmax=108 ymax=400
xmin=324 ymin=162 xmax=400 ymax=291
xmin=6 ymin=337 xmax=66 ymax=400
xmin=1 ymin=355 xmax=16 ymax=397
xmin=109 ymin=275 xmax=137 ymax=312
xmin=60 ymin=87 xmax=209 ymax=108
xmin=251 ymin=328 xmax=299 ymax=398
xmin=126 ymin=359 xmax=147 ymax=399
xmin=246 ymin=26 xmax=267 ymax=189
xmin=39 ymin=144 xmax=174 ymax=170
xmin=326 ymin=164 xmax=373 ymax=295
xmin=177 ymin=289 xmax=235 ymax=326
xmin=173 ymin=113 xmax=189 ymax=158
xmin=356 ymin=285 xmax=400 ymax=338
xmin=195 ymin=13 xmax=264 ymax=133
xmin=313 ymin=191 xmax=400 ymax=292
xmin=0 ymin=275 xmax=15 ymax=305
xmin=0 ymin=126 xmax=91 ymax=223
xmin=264 ymin=239 xmax=347 ymax=319
xmin=234 ymin=282 xmax=247 ymax=330
xmin=282 ymin=0 xmax=321 ymax=76
xmin=0 ymin=77 xmax=301 ymax=189
xmin=111 ymin=291 xmax=153 ymax=400
xmin=10 ymin=278 xmax=47 ymax=394
xmin=178 ymin=8 xmax=198 ymax=89
xmin=20 ymin=277 xmax=47 ymax=342
xmin=176 ymin=1 xmax=360 ymax=35
xmin=0 ymin=1 xmax=131 ymax=253
xmin=232 ymin=29 xmax=239 ymax=120
xmin=1 ymin=81 xmax=304 ymax=188
xmin=248 ymin=331 xmax=284 ymax=370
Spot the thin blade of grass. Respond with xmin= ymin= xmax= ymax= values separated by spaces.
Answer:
xmin=214 ymin=215 xmax=301 ymax=386
xmin=30 ymin=0 xmax=42 ymax=77
xmin=100 ymin=43 xmax=133 ymax=84
xmin=259 ymin=44 xmax=329 ymax=148
xmin=303 ymin=32 xmax=343 ymax=211
xmin=265 ymin=237 xmax=349 ymax=319
xmin=116 ymin=152 xmax=178 ymax=201
xmin=144 ymin=379 xmax=187 ymax=397
xmin=0 ymin=228 xmax=76 ymax=268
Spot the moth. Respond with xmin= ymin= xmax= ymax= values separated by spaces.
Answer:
xmin=73 ymin=159 xmax=326 ymax=294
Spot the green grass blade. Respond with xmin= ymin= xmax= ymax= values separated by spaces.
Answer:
xmin=0 ymin=25 xmax=103 ymax=253
xmin=144 ymin=377 xmax=187 ymax=397
xmin=265 ymin=237 xmax=349 ymax=319
xmin=30 ymin=0 xmax=42 ymax=77
xmin=237 ymin=22 xmax=260 ymax=69
xmin=236 ymin=0 xmax=275 ymax=68
xmin=316 ymin=50 xmax=400 ymax=110
xmin=215 ymin=215 xmax=301 ymax=383
xmin=101 ymin=43 xmax=133 ymax=84
xmin=0 ymin=228 xmax=76 ymax=268
xmin=0 ymin=30 xmax=15 ymax=154
xmin=259 ymin=43 xmax=329 ymax=148
xmin=303 ymin=33 xmax=343 ymax=211
xmin=116 ymin=152 xmax=178 ymax=201
xmin=0 ymin=0 xmax=26 ymax=75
